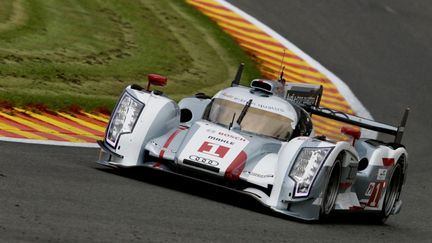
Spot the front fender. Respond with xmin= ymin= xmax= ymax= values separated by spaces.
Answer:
xmin=267 ymin=137 xmax=358 ymax=220
xmin=99 ymin=87 xmax=180 ymax=167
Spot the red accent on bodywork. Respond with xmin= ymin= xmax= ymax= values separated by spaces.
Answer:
xmin=158 ymin=127 xmax=186 ymax=159
xmin=341 ymin=126 xmax=361 ymax=145
xmin=341 ymin=127 xmax=361 ymax=139
xmin=339 ymin=182 xmax=352 ymax=189
xmin=382 ymin=158 xmax=395 ymax=166
xmin=367 ymin=184 xmax=378 ymax=207
xmin=198 ymin=141 xmax=230 ymax=158
xmin=198 ymin=141 xmax=212 ymax=153
xmin=148 ymin=74 xmax=168 ymax=87
xmin=367 ymin=182 xmax=386 ymax=207
xmin=349 ymin=206 xmax=364 ymax=211
xmin=225 ymin=151 xmax=247 ymax=181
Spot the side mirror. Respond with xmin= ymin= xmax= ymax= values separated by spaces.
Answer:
xmin=147 ymin=74 xmax=168 ymax=91
xmin=341 ymin=127 xmax=361 ymax=145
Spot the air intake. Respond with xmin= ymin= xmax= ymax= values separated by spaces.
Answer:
xmin=250 ymin=79 xmax=284 ymax=96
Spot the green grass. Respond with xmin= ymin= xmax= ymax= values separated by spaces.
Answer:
xmin=0 ymin=0 xmax=260 ymax=111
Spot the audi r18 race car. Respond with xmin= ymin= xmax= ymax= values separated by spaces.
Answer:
xmin=97 ymin=64 xmax=409 ymax=222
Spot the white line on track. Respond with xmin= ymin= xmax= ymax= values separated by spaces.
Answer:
xmin=0 ymin=137 xmax=99 ymax=148
xmin=216 ymin=0 xmax=377 ymax=138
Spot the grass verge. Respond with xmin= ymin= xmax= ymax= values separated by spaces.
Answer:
xmin=0 ymin=0 xmax=260 ymax=111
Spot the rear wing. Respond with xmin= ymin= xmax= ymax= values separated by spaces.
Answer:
xmin=308 ymin=106 xmax=409 ymax=144
xmin=284 ymin=83 xmax=409 ymax=144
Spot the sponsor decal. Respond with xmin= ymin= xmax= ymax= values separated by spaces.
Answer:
xmin=365 ymin=182 xmax=375 ymax=197
xmin=286 ymin=93 xmax=317 ymax=107
xmin=242 ymin=171 xmax=274 ymax=178
xmin=178 ymin=122 xmax=250 ymax=175
xmin=188 ymin=155 xmax=219 ymax=166
xmin=377 ymin=169 xmax=387 ymax=181
xmin=367 ymin=182 xmax=386 ymax=208
xmin=221 ymin=92 xmax=235 ymax=99
xmin=206 ymin=128 xmax=216 ymax=133
xmin=217 ymin=131 xmax=246 ymax=142
xmin=198 ymin=141 xmax=230 ymax=158
xmin=184 ymin=155 xmax=220 ymax=173
xmin=221 ymin=92 xmax=285 ymax=113
xmin=208 ymin=135 xmax=234 ymax=145
xmin=254 ymin=103 xmax=285 ymax=113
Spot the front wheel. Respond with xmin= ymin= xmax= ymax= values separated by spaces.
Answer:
xmin=321 ymin=161 xmax=341 ymax=217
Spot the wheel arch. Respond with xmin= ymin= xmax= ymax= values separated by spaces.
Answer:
xmin=391 ymin=147 xmax=408 ymax=186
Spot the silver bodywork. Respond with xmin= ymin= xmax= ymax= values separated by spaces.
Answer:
xmin=97 ymin=79 xmax=408 ymax=221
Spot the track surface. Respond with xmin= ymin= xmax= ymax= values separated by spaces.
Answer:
xmin=1 ymin=0 xmax=431 ymax=241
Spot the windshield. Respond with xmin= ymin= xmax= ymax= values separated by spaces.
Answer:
xmin=206 ymin=98 xmax=294 ymax=140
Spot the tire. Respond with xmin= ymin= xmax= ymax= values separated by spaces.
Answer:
xmin=373 ymin=164 xmax=403 ymax=224
xmin=321 ymin=161 xmax=341 ymax=217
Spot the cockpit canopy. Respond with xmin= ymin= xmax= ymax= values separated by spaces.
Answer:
xmin=204 ymin=87 xmax=301 ymax=140
xmin=206 ymin=98 xmax=294 ymax=140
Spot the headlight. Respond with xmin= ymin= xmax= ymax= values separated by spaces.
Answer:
xmin=106 ymin=92 xmax=144 ymax=147
xmin=289 ymin=147 xmax=332 ymax=197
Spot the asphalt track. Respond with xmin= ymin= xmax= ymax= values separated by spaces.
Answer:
xmin=1 ymin=0 xmax=431 ymax=241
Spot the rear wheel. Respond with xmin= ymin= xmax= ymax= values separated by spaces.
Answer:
xmin=321 ymin=161 xmax=341 ymax=217
xmin=377 ymin=164 xmax=403 ymax=223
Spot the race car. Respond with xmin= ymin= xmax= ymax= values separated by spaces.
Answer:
xmin=96 ymin=64 xmax=409 ymax=222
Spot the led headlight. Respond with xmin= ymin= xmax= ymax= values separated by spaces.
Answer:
xmin=106 ymin=92 xmax=144 ymax=147
xmin=289 ymin=147 xmax=332 ymax=197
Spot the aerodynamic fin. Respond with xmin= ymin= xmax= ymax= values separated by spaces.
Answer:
xmin=231 ymin=63 xmax=244 ymax=87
